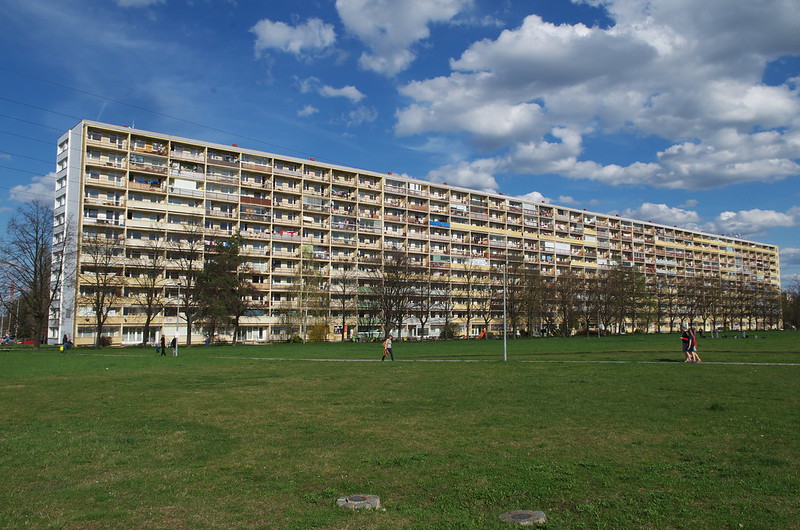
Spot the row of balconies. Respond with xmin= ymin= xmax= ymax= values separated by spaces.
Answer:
xmin=92 ymin=222 xmax=776 ymax=270
xmin=82 ymin=157 xmax=774 ymax=258
xmin=83 ymin=183 xmax=773 ymax=254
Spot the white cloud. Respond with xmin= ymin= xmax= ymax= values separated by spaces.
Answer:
xmin=251 ymin=18 xmax=336 ymax=57
xmin=517 ymin=191 xmax=553 ymax=204
xmin=781 ymin=247 xmax=800 ymax=266
xmin=298 ymin=77 xmax=365 ymax=103
xmin=336 ymin=0 xmax=472 ymax=75
xmin=425 ymin=158 xmax=500 ymax=191
xmin=346 ymin=106 xmax=378 ymax=127
xmin=621 ymin=202 xmax=701 ymax=226
xmin=396 ymin=0 xmax=800 ymax=190
xmin=298 ymin=105 xmax=319 ymax=117
xmin=116 ymin=0 xmax=164 ymax=7
xmin=10 ymin=173 xmax=56 ymax=203
xmin=319 ymin=84 xmax=365 ymax=103
xmin=704 ymin=207 xmax=798 ymax=237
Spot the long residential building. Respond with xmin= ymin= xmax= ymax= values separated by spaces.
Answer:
xmin=50 ymin=120 xmax=781 ymax=345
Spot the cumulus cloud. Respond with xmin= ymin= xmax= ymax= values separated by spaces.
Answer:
xmin=251 ymin=18 xmax=336 ymax=57
xmin=781 ymin=247 xmax=800 ymax=266
xmin=319 ymin=84 xmax=365 ymax=103
xmin=621 ymin=202 xmax=702 ymax=226
xmin=336 ymin=0 xmax=472 ymax=75
xmin=298 ymin=77 xmax=365 ymax=103
xmin=10 ymin=173 xmax=56 ymax=203
xmin=346 ymin=106 xmax=378 ymax=127
xmin=426 ymin=158 xmax=500 ymax=191
xmin=298 ymin=105 xmax=319 ymax=117
xmin=116 ymin=0 xmax=164 ymax=6
xmin=704 ymin=207 xmax=798 ymax=237
xmin=517 ymin=191 xmax=553 ymax=204
xmin=396 ymin=0 xmax=800 ymax=191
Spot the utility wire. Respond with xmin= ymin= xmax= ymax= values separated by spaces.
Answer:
xmin=0 ymin=129 xmax=55 ymax=145
xmin=0 ymin=151 xmax=54 ymax=166
xmin=0 ymin=112 xmax=65 ymax=132
xmin=0 ymin=66 xmax=320 ymax=161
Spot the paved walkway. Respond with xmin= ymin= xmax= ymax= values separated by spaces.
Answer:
xmin=65 ymin=352 xmax=800 ymax=366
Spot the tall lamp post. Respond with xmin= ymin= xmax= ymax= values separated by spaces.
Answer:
xmin=175 ymin=281 xmax=181 ymax=357
xmin=503 ymin=260 xmax=507 ymax=362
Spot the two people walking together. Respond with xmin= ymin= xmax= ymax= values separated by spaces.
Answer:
xmin=681 ymin=325 xmax=702 ymax=363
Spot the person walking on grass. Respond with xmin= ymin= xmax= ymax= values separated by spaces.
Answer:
xmin=689 ymin=326 xmax=702 ymax=363
xmin=159 ymin=335 xmax=166 ymax=356
xmin=170 ymin=336 xmax=177 ymax=357
xmin=681 ymin=325 xmax=692 ymax=362
xmin=381 ymin=334 xmax=394 ymax=361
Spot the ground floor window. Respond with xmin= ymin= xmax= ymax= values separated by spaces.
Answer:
xmin=122 ymin=327 xmax=158 ymax=344
xmin=237 ymin=327 xmax=266 ymax=342
xmin=77 ymin=326 xmax=117 ymax=338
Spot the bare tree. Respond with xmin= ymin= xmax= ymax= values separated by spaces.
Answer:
xmin=410 ymin=263 xmax=436 ymax=339
xmin=505 ymin=262 xmax=527 ymax=337
xmin=128 ymin=241 xmax=165 ymax=347
xmin=170 ymin=223 xmax=204 ymax=345
xmin=552 ymin=270 xmax=581 ymax=337
xmin=0 ymin=201 xmax=70 ymax=348
xmin=371 ymin=252 xmax=415 ymax=337
xmin=79 ymin=232 xmax=125 ymax=348
xmin=195 ymin=235 xmax=254 ymax=344
xmin=331 ymin=264 xmax=359 ymax=341
xmin=461 ymin=261 xmax=484 ymax=337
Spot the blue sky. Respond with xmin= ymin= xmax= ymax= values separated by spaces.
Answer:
xmin=1 ymin=0 xmax=798 ymax=286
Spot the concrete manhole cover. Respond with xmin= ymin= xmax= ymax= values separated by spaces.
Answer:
xmin=336 ymin=494 xmax=381 ymax=510
xmin=499 ymin=510 xmax=547 ymax=525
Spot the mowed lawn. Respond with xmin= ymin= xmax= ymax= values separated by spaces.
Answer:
xmin=1 ymin=333 xmax=799 ymax=529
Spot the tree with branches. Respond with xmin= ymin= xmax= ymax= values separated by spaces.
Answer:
xmin=79 ymin=231 xmax=125 ymax=348
xmin=128 ymin=241 xmax=166 ymax=347
xmin=0 ymin=201 xmax=70 ymax=348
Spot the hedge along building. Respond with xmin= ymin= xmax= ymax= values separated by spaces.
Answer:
xmin=49 ymin=121 xmax=782 ymax=346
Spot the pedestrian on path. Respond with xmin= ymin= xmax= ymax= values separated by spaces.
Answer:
xmin=681 ymin=325 xmax=692 ymax=362
xmin=381 ymin=334 xmax=394 ymax=361
xmin=689 ymin=326 xmax=702 ymax=363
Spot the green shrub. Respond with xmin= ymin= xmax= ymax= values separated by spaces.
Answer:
xmin=441 ymin=322 xmax=461 ymax=339
xmin=307 ymin=323 xmax=329 ymax=342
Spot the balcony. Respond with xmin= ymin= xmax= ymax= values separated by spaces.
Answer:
xmin=273 ymin=166 xmax=303 ymax=177
xmin=206 ymin=209 xmax=237 ymax=219
xmin=84 ymin=198 xmax=125 ymax=208
xmin=205 ymin=190 xmax=238 ymax=202
xmin=241 ymin=161 xmax=272 ymax=173
xmin=129 ymin=162 xmax=168 ymax=175
xmin=242 ymin=196 xmax=272 ymax=206
xmin=207 ymin=173 xmax=240 ymax=186
xmin=169 ymin=187 xmax=204 ymax=199
xmin=129 ymin=180 xmax=165 ymax=192
xmin=170 ymin=149 xmax=205 ymax=162
xmin=83 ymin=217 xmax=124 ymax=227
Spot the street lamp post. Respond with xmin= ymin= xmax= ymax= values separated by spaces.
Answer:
xmin=175 ymin=281 xmax=181 ymax=357
xmin=503 ymin=260 xmax=507 ymax=362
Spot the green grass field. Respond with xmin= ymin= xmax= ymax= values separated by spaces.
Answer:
xmin=2 ymin=333 xmax=799 ymax=528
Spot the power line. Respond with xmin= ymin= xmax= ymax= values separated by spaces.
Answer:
xmin=0 ymin=112 xmax=65 ymax=132
xmin=0 ymin=129 xmax=55 ymax=145
xmin=0 ymin=150 xmax=54 ymax=166
xmin=0 ymin=166 xmax=54 ymax=201
xmin=0 ymin=66 xmax=320 ymax=161
xmin=0 ymin=95 xmax=83 ymax=122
